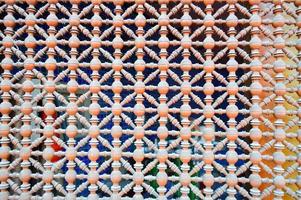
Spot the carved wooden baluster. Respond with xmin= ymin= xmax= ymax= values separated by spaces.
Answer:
xmin=225 ymin=1 xmax=239 ymax=199
xmin=157 ymin=0 xmax=169 ymax=198
xmin=111 ymin=1 xmax=124 ymax=199
xmin=272 ymin=1 xmax=286 ymax=199
xmin=133 ymin=0 xmax=146 ymax=199
xmin=64 ymin=1 xmax=81 ymax=199
xmin=42 ymin=0 xmax=59 ymax=199
xmin=87 ymin=1 xmax=102 ymax=199
xmin=179 ymin=1 xmax=192 ymax=199
xmin=248 ymin=0 xmax=263 ymax=199
xmin=202 ymin=0 xmax=215 ymax=199
xmin=18 ymin=0 xmax=38 ymax=198
xmin=0 ymin=0 xmax=15 ymax=199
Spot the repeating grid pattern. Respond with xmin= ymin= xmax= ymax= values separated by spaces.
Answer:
xmin=0 ymin=0 xmax=300 ymax=199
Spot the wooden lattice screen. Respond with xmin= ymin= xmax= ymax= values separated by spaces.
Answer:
xmin=0 ymin=0 xmax=300 ymax=199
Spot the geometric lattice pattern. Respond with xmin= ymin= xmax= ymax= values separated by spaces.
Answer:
xmin=0 ymin=0 xmax=300 ymax=199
